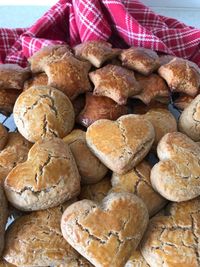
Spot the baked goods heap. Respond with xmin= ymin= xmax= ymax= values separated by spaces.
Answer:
xmin=0 ymin=40 xmax=199 ymax=267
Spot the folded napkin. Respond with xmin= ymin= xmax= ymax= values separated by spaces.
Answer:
xmin=0 ymin=0 xmax=200 ymax=67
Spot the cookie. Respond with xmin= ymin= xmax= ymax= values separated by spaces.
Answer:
xmin=86 ymin=115 xmax=155 ymax=174
xmin=0 ymin=185 xmax=7 ymax=256
xmin=23 ymin=73 xmax=48 ymax=90
xmin=151 ymin=132 xmax=200 ymax=201
xmin=143 ymin=108 xmax=177 ymax=150
xmin=77 ymin=93 xmax=128 ymax=127
xmin=90 ymin=64 xmax=141 ymax=105
xmin=178 ymin=94 xmax=200 ymax=141
xmin=125 ymin=250 xmax=150 ymax=267
xmin=74 ymin=40 xmax=121 ymax=68
xmin=4 ymin=137 xmax=80 ymax=211
xmin=13 ymin=86 xmax=75 ymax=142
xmin=111 ymin=161 xmax=166 ymax=217
xmin=3 ymin=200 xmax=88 ymax=266
xmin=79 ymin=176 xmax=112 ymax=202
xmin=61 ymin=192 xmax=149 ymax=267
xmin=0 ymin=124 xmax=8 ymax=151
xmin=141 ymin=198 xmax=200 ymax=267
xmin=158 ymin=58 xmax=200 ymax=96
xmin=174 ymin=94 xmax=195 ymax=110
xmin=28 ymin=44 xmax=72 ymax=73
xmin=120 ymin=47 xmax=160 ymax=75
xmin=0 ymin=89 xmax=21 ymax=115
xmin=63 ymin=129 xmax=108 ymax=184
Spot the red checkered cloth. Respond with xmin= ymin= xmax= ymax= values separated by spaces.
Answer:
xmin=0 ymin=0 xmax=200 ymax=67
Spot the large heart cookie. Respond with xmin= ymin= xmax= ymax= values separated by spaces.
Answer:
xmin=61 ymin=192 xmax=149 ymax=267
xmin=151 ymin=132 xmax=200 ymax=202
xmin=141 ymin=198 xmax=200 ymax=267
xmin=86 ymin=115 xmax=155 ymax=174
xmin=4 ymin=137 xmax=80 ymax=211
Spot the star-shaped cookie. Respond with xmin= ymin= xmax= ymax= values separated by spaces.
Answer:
xmin=120 ymin=47 xmax=160 ymax=75
xmin=74 ymin=40 xmax=121 ymax=68
xmin=89 ymin=64 xmax=141 ymax=105
xmin=132 ymin=73 xmax=170 ymax=104
xmin=158 ymin=57 xmax=200 ymax=96
xmin=44 ymin=55 xmax=92 ymax=100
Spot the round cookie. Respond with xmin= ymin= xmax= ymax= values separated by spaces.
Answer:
xmin=151 ymin=132 xmax=200 ymax=202
xmin=0 ymin=124 xmax=8 ymax=151
xmin=141 ymin=198 xmax=200 ymax=267
xmin=143 ymin=108 xmax=177 ymax=150
xmin=4 ymin=137 xmax=80 ymax=211
xmin=79 ymin=176 xmax=112 ymax=202
xmin=63 ymin=129 xmax=108 ymax=184
xmin=0 ymin=185 xmax=7 ymax=256
xmin=13 ymin=86 xmax=75 ymax=143
xmin=61 ymin=192 xmax=149 ymax=267
xmin=178 ymin=94 xmax=200 ymax=141
xmin=3 ymin=200 xmax=88 ymax=266
xmin=111 ymin=161 xmax=167 ymax=217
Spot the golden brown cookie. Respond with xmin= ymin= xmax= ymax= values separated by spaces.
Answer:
xmin=111 ymin=161 xmax=166 ymax=217
xmin=178 ymin=94 xmax=200 ymax=141
xmin=23 ymin=72 xmax=48 ymax=90
xmin=44 ymin=54 xmax=92 ymax=100
xmin=0 ymin=89 xmax=21 ymax=115
xmin=58 ymin=256 xmax=93 ymax=267
xmin=141 ymin=198 xmax=200 ymax=267
xmin=4 ymin=137 xmax=80 ymax=211
xmin=133 ymin=73 xmax=169 ymax=105
xmin=0 ymin=260 xmax=15 ymax=267
xmin=61 ymin=192 xmax=149 ymax=267
xmin=3 ymin=200 xmax=89 ymax=266
xmin=63 ymin=129 xmax=108 ymax=184
xmin=90 ymin=64 xmax=141 ymax=105
xmin=120 ymin=47 xmax=160 ymax=75
xmin=13 ymin=86 xmax=75 ymax=143
xmin=151 ymin=132 xmax=200 ymax=202
xmin=143 ymin=108 xmax=177 ymax=150
xmin=0 ymin=185 xmax=7 ymax=256
xmin=86 ymin=115 xmax=155 ymax=174
xmin=0 ymin=124 xmax=8 ymax=151
xmin=77 ymin=93 xmax=128 ymax=127
xmin=158 ymin=58 xmax=200 ymax=96
xmin=174 ymin=94 xmax=195 ymax=110
xmin=0 ymin=64 xmax=30 ymax=90
xmin=0 ymin=132 xmax=31 ymax=185
xmin=79 ymin=176 xmax=112 ymax=202
xmin=74 ymin=40 xmax=121 ymax=68
xmin=125 ymin=250 xmax=150 ymax=267
xmin=28 ymin=44 xmax=72 ymax=73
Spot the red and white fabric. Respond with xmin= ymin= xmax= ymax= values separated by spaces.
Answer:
xmin=0 ymin=0 xmax=200 ymax=67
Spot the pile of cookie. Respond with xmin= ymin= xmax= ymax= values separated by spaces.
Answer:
xmin=0 ymin=40 xmax=200 ymax=267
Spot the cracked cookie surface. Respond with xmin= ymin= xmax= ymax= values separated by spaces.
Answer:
xmin=111 ymin=161 xmax=167 ymax=217
xmin=151 ymin=132 xmax=200 ymax=202
xmin=13 ymin=86 xmax=75 ymax=143
xmin=4 ymin=137 xmax=80 ymax=211
xmin=89 ymin=64 xmax=141 ymax=105
xmin=86 ymin=114 xmax=155 ymax=174
xmin=74 ymin=40 xmax=120 ymax=68
xmin=120 ymin=47 xmax=160 ymax=75
xmin=63 ymin=129 xmax=108 ymax=184
xmin=158 ymin=58 xmax=200 ymax=96
xmin=3 ymin=200 xmax=87 ymax=266
xmin=61 ymin=192 xmax=149 ymax=267
xmin=0 ymin=184 xmax=7 ymax=256
xmin=178 ymin=94 xmax=200 ymax=141
xmin=141 ymin=198 xmax=200 ymax=267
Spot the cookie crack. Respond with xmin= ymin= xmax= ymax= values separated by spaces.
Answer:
xmin=35 ymin=154 xmax=52 ymax=184
xmin=190 ymin=214 xmax=200 ymax=265
xmin=134 ymin=167 xmax=151 ymax=194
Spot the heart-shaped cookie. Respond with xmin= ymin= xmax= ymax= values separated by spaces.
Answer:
xmin=4 ymin=137 xmax=80 ymax=211
xmin=61 ymin=192 xmax=148 ymax=267
xmin=151 ymin=132 xmax=200 ymax=202
xmin=141 ymin=198 xmax=200 ymax=267
xmin=86 ymin=115 xmax=155 ymax=174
